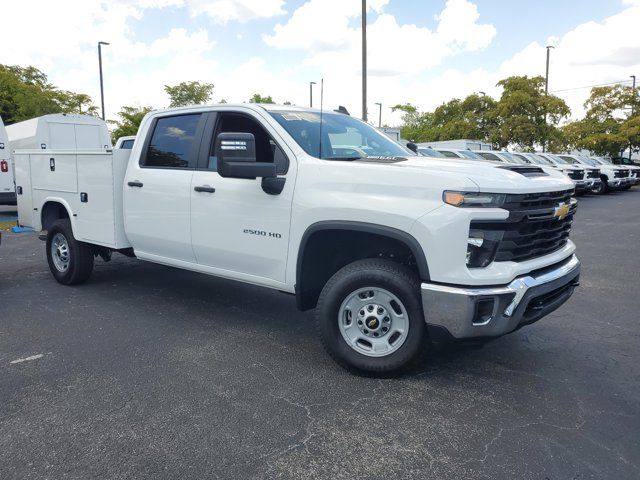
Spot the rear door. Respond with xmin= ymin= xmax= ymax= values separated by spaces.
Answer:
xmin=124 ymin=113 xmax=205 ymax=263
xmin=189 ymin=109 xmax=296 ymax=284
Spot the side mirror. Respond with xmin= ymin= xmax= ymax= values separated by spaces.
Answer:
xmin=406 ymin=142 xmax=418 ymax=154
xmin=216 ymin=132 xmax=277 ymax=179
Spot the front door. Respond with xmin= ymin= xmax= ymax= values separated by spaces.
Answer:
xmin=190 ymin=109 xmax=295 ymax=284
xmin=124 ymin=112 xmax=205 ymax=263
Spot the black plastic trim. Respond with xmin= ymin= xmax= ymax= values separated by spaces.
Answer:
xmin=295 ymin=221 xmax=431 ymax=310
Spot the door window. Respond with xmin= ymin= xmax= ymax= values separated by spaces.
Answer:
xmin=142 ymin=114 xmax=202 ymax=169
xmin=207 ymin=113 xmax=289 ymax=174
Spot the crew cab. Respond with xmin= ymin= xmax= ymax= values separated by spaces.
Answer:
xmin=14 ymin=105 xmax=581 ymax=373
xmin=0 ymin=116 xmax=16 ymax=205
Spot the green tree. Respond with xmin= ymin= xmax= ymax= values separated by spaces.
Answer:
xmin=164 ymin=81 xmax=214 ymax=108
xmin=108 ymin=105 xmax=154 ymax=143
xmin=490 ymin=75 xmax=570 ymax=150
xmin=391 ymin=103 xmax=435 ymax=142
xmin=249 ymin=93 xmax=275 ymax=104
xmin=0 ymin=64 xmax=97 ymax=124
xmin=561 ymin=84 xmax=639 ymax=156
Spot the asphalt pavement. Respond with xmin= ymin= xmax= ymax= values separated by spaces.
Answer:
xmin=0 ymin=193 xmax=639 ymax=479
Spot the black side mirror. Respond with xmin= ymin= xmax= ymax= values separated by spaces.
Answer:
xmin=216 ymin=132 xmax=277 ymax=179
xmin=406 ymin=142 xmax=418 ymax=154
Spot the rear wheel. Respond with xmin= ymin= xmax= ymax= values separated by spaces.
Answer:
xmin=46 ymin=219 xmax=94 ymax=285
xmin=316 ymin=259 xmax=426 ymax=374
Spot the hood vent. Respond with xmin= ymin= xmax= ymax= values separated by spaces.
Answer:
xmin=499 ymin=165 xmax=548 ymax=177
xmin=355 ymin=156 xmax=408 ymax=164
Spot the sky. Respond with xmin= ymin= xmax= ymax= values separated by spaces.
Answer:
xmin=2 ymin=0 xmax=639 ymax=126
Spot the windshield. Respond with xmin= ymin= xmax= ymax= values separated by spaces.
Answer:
xmin=558 ymin=155 xmax=580 ymax=165
xmin=579 ymin=156 xmax=600 ymax=166
xmin=476 ymin=151 xmax=503 ymax=162
xmin=592 ymin=156 xmax=611 ymax=165
xmin=528 ymin=153 xmax=554 ymax=165
xmin=417 ymin=147 xmax=445 ymax=158
xmin=269 ymin=110 xmax=410 ymax=160
xmin=511 ymin=153 xmax=533 ymax=164
xmin=457 ymin=150 xmax=483 ymax=159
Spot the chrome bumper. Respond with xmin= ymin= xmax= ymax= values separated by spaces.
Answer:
xmin=421 ymin=255 xmax=580 ymax=340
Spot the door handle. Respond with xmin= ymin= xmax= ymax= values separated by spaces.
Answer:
xmin=194 ymin=186 xmax=216 ymax=193
xmin=127 ymin=181 xmax=143 ymax=188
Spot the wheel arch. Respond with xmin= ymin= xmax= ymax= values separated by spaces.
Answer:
xmin=295 ymin=221 xmax=430 ymax=311
xmin=40 ymin=198 xmax=76 ymax=234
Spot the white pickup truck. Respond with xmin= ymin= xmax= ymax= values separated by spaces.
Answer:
xmin=0 ymin=116 xmax=16 ymax=205
xmin=15 ymin=105 xmax=581 ymax=373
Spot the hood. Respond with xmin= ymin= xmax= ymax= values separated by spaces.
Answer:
xmin=351 ymin=156 xmax=574 ymax=194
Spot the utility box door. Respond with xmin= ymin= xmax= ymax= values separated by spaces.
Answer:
xmin=14 ymin=153 xmax=33 ymax=227
xmin=31 ymin=153 xmax=78 ymax=193
xmin=76 ymin=154 xmax=116 ymax=246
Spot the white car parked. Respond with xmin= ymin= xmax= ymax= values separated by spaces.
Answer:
xmin=558 ymin=154 xmax=631 ymax=194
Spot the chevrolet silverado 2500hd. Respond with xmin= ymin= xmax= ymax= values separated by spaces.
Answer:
xmin=15 ymin=105 xmax=581 ymax=373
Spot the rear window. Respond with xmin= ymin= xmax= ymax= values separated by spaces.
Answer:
xmin=142 ymin=114 xmax=202 ymax=168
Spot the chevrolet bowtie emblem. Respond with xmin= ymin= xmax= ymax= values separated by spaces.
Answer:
xmin=554 ymin=203 xmax=570 ymax=220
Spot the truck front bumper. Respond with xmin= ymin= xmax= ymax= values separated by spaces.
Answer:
xmin=421 ymin=255 xmax=580 ymax=340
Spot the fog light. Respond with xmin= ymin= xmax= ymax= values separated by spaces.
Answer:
xmin=466 ymin=229 xmax=503 ymax=268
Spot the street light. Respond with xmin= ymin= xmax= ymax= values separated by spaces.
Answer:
xmin=543 ymin=45 xmax=555 ymax=152
xmin=309 ymin=81 xmax=316 ymax=108
xmin=630 ymin=75 xmax=636 ymax=161
xmin=98 ymin=41 xmax=110 ymax=120
xmin=375 ymin=102 xmax=382 ymax=127
xmin=545 ymin=45 xmax=554 ymax=95
xmin=362 ymin=0 xmax=368 ymax=122
xmin=479 ymin=91 xmax=486 ymax=97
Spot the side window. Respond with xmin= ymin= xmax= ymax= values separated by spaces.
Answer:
xmin=208 ymin=113 xmax=289 ymax=175
xmin=142 ymin=114 xmax=202 ymax=169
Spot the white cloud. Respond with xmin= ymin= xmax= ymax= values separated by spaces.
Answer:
xmin=264 ymin=0 xmax=495 ymax=119
xmin=184 ymin=0 xmax=286 ymax=24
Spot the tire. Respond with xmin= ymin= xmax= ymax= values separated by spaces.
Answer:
xmin=46 ymin=219 xmax=94 ymax=285
xmin=593 ymin=177 xmax=608 ymax=195
xmin=316 ymin=259 xmax=426 ymax=374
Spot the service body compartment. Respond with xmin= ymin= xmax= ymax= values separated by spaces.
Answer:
xmin=15 ymin=150 xmax=130 ymax=249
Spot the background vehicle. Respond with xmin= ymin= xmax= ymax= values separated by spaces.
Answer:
xmin=591 ymin=156 xmax=639 ymax=189
xmin=611 ymin=156 xmax=640 ymax=168
xmin=115 ymin=136 xmax=135 ymax=149
xmin=435 ymin=148 xmax=485 ymax=160
xmin=0 ymin=116 xmax=16 ymax=205
xmin=513 ymin=152 xmax=600 ymax=194
xmin=14 ymin=105 xmax=580 ymax=374
xmin=422 ymin=139 xmax=493 ymax=151
xmin=416 ymin=146 xmax=446 ymax=158
xmin=559 ymin=154 xmax=630 ymax=194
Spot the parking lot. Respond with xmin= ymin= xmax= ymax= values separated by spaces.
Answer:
xmin=0 ymin=192 xmax=639 ymax=479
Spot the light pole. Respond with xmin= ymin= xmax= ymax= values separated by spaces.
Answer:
xmin=309 ymin=81 xmax=316 ymax=108
xmin=630 ymin=75 xmax=636 ymax=161
xmin=98 ymin=41 xmax=110 ymax=120
xmin=545 ymin=45 xmax=554 ymax=94
xmin=362 ymin=0 xmax=368 ymax=122
xmin=543 ymin=45 xmax=554 ymax=152
xmin=375 ymin=102 xmax=382 ymax=127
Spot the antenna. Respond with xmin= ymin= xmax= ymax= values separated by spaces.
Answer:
xmin=318 ymin=78 xmax=324 ymax=159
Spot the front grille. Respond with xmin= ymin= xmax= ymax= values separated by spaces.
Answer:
xmin=471 ymin=189 xmax=576 ymax=263
xmin=568 ymin=169 xmax=584 ymax=180
xmin=615 ymin=169 xmax=629 ymax=178
xmin=587 ymin=169 xmax=599 ymax=179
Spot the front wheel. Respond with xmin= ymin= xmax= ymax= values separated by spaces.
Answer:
xmin=316 ymin=259 xmax=426 ymax=374
xmin=46 ymin=219 xmax=94 ymax=285
xmin=592 ymin=178 xmax=607 ymax=195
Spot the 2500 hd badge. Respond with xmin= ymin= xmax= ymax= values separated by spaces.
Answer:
xmin=243 ymin=229 xmax=282 ymax=239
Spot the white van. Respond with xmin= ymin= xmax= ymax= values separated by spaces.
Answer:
xmin=0 ymin=116 xmax=16 ymax=205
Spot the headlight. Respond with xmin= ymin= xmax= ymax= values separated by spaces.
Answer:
xmin=466 ymin=229 xmax=503 ymax=268
xmin=443 ymin=191 xmax=507 ymax=208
